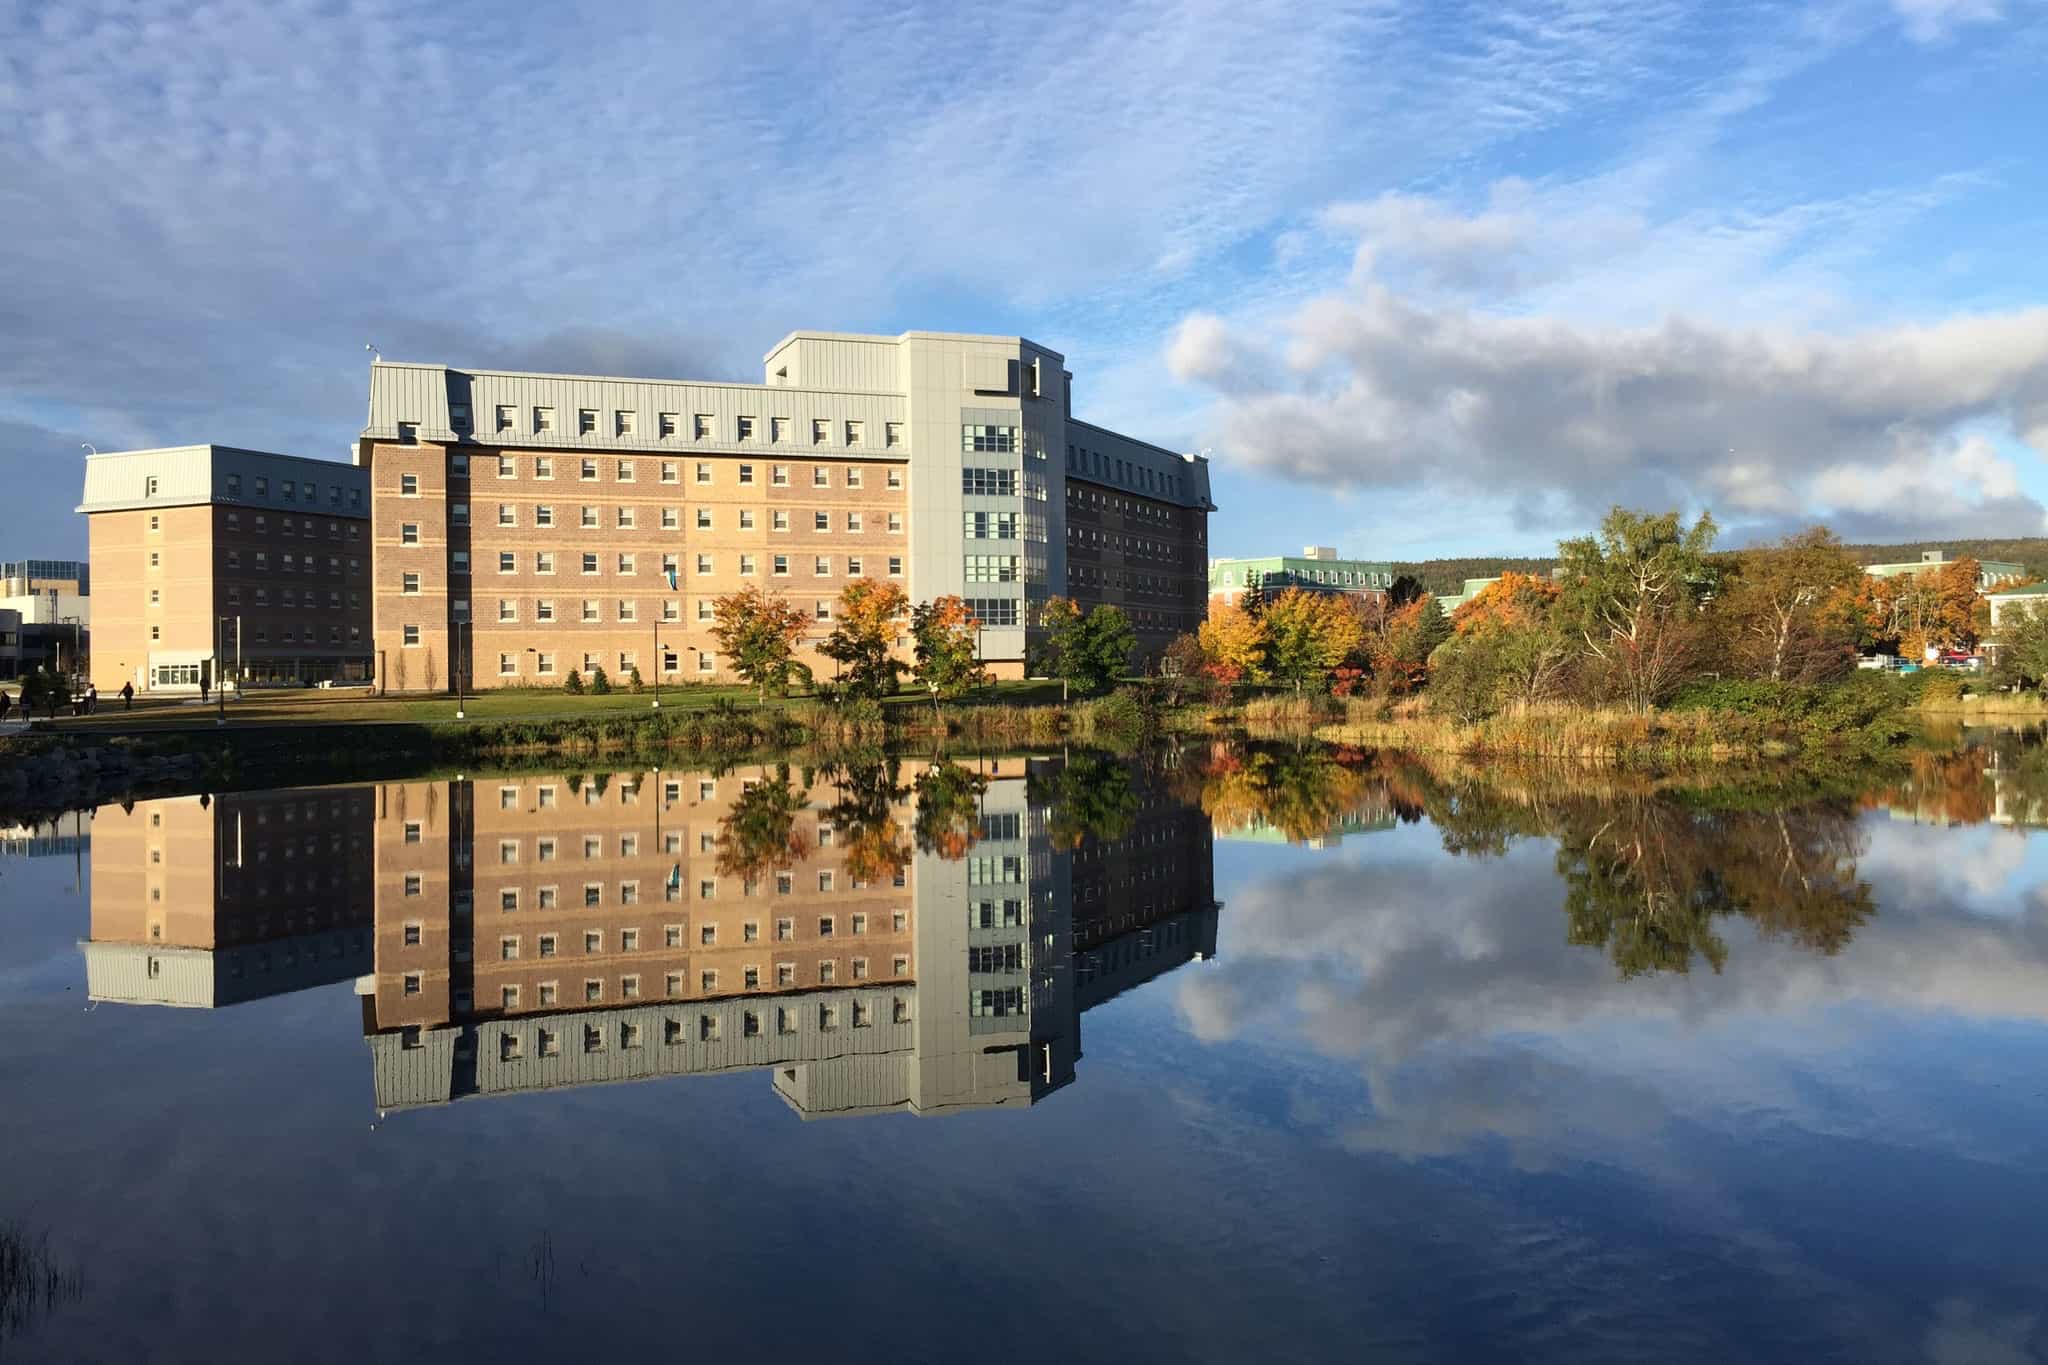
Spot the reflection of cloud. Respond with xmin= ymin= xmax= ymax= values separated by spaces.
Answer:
xmin=1858 ymin=819 xmax=2039 ymax=912
xmin=1925 ymin=1297 xmax=2040 ymax=1365
xmin=1343 ymin=1051 xmax=1665 ymax=1169
xmin=1187 ymin=820 xmax=2048 ymax=1158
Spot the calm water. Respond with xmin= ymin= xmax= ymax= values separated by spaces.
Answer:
xmin=4 ymin=736 xmax=2048 ymax=1364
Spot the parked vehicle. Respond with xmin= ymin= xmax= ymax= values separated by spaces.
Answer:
xmin=1856 ymin=655 xmax=1901 ymax=671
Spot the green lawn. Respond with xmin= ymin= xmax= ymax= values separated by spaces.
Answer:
xmin=35 ymin=678 xmax=1072 ymax=733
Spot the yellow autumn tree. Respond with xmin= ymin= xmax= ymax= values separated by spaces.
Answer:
xmin=1198 ymin=601 xmax=1268 ymax=683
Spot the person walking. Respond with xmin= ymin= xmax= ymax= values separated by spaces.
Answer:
xmin=86 ymin=685 xmax=98 ymax=715
xmin=121 ymin=680 xmax=134 ymax=711
xmin=0 ymin=689 xmax=11 ymax=722
xmin=199 ymin=676 xmax=209 ymax=705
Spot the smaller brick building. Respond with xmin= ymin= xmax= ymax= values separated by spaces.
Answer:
xmin=79 ymin=445 xmax=374 ymax=693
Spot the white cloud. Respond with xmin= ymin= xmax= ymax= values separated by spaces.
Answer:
xmin=1170 ymin=269 xmax=2048 ymax=537
xmin=1893 ymin=0 xmax=2005 ymax=43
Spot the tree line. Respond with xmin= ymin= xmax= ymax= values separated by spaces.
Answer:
xmin=701 ymin=579 xmax=1140 ymax=710
xmin=1189 ymin=507 xmax=2044 ymax=718
xmin=1395 ymin=535 xmax=2048 ymax=599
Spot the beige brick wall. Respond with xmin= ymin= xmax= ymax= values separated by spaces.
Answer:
xmin=368 ymin=765 xmax=916 ymax=1032
xmin=369 ymin=441 xmax=914 ymax=691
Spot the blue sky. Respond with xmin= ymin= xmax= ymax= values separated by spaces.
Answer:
xmin=3 ymin=0 xmax=2046 ymax=561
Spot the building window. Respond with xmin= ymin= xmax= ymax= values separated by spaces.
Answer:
xmin=963 ymin=424 xmax=1018 ymax=453
xmin=771 ymin=417 xmax=790 ymax=443
xmin=495 ymin=404 xmax=514 ymax=432
xmin=962 ymin=468 xmax=1017 ymax=497
xmin=812 ymin=418 xmax=829 ymax=445
xmin=402 ymin=624 xmax=421 ymax=646
xmin=616 ymin=410 xmax=636 ymax=437
xmin=399 ymin=473 xmax=419 ymax=497
xmin=402 ymin=571 xmax=421 ymax=595
xmin=580 ymin=458 xmax=598 ymax=481
xmin=397 ymin=423 xmax=418 ymax=445
xmin=845 ymin=420 xmax=864 ymax=447
xmin=534 ymin=406 xmax=554 ymax=432
xmin=885 ymin=422 xmax=903 ymax=448
xmin=888 ymin=556 xmax=903 ymax=577
xmin=737 ymin=416 xmax=756 ymax=441
xmin=659 ymin=413 xmax=678 ymax=438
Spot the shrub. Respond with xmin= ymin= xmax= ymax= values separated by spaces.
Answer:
xmin=628 ymin=666 xmax=645 ymax=694
xmin=563 ymin=669 xmax=583 ymax=695
xmin=590 ymin=665 xmax=612 ymax=696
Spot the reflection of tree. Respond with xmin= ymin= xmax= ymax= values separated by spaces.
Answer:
xmin=1200 ymin=744 xmax=1378 ymax=844
xmin=1864 ymin=746 xmax=1995 ymax=825
xmin=1556 ymin=800 xmax=1733 ymax=977
xmin=1195 ymin=741 xmax=1883 ymax=976
xmin=912 ymin=761 xmax=989 ymax=859
xmin=715 ymin=764 xmax=811 ymax=883
xmin=1 ymin=1221 xmax=85 ymax=1350
xmin=1552 ymin=796 xmax=1873 ymax=977
xmin=1031 ymin=753 xmax=1139 ymax=850
xmin=818 ymin=757 xmax=911 ymax=885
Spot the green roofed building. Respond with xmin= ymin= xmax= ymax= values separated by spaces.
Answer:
xmin=1988 ymin=581 xmax=2048 ymax=630
xmin=1863 ymin=549 xmax=2024 ymax=592
xmin=1208 ymin=547 xmax=1394 ymax=609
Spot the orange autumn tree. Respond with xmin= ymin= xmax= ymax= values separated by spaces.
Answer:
xmin=821 ymin=578 xmax=910 ymax=698
xmin=1450 ymin=571 xmax=1561 ymax=634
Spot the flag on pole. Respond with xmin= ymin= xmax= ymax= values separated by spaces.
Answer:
xmin=665 ymin=567 xmax=678 ymax=590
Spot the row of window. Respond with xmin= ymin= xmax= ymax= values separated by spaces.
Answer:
xmin=472 ymin=996 xmax=914 ymax=1061
xmin=1066 ymin=443 xmax=1189 ymax=502
xmin=458 ymin=550 xmax=906 ymax=578
xmin=449 ymin=454 xmax=909 ymax=489
xmin=148 ymin=623 xmax=357 ymax=646
xmin=439 ymin=504 xmax=906 ymax=535
xmin=480 ymin=922 xmax=908 ymax=961
xmin=440 ymin=408 xmax=906 ymax=450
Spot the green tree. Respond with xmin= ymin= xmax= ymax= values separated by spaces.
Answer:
xmin=590 ymin=664 xmax=612 ymax=695
xmin=712 ymin=585 xmax=814 ymax=703
xmin=628 ymin=665 xmax=645 ymax=694
xmin=912 ymin=760 xmax=989 ymax=857
xmin=1387 ymin=574 xmax=1426 ymax=608
xmin=1031 ymin=752 xmax=1139 ymax=848
xmin=819 ymin=578 xmax=910 ymax=699
xmin=1042 ymin=598 xmax=1136 ymax=699
xmin=1993 ymin=599 xmax=2048 ymax=689
xmin=563 ymin=668 xmax=584 ymax=695
xmin=1556 ymin=507 xmax=1719 ymax=713
xmin=715 ymin=764 xmax=811 ymax=883
xmin=910 ymin=596 xmax=985 ymax=719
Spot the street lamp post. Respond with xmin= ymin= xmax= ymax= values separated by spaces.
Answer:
xmin=454 ymin=619 xmax=468 ymax=719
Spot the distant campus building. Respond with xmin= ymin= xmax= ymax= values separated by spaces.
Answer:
xmin=358 ymin=331 xmax=1213 ymax=691
xmin=76 ymin=446 xmax=374 ymax=693
xmin=1207 ymin=547 xmax=1394 ymax=610
xmin=0 ymin=557 xmax=91 ymax=680
xmin=1863 ymin=549 xmax=2024 ymax=592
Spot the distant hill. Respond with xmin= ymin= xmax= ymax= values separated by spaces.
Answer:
xmin=1394 ymin=537 xmax=2048 ymax=597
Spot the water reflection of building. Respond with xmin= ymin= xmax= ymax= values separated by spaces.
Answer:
xmin=1212 ymin=808 xmax=1396 ymax=848
xmin=82 ymin=789 xmax=376 ymax=1007
xmin=360 ymin=758 xmax=1219 ymax=1120
xmin=1 ymin=811 xmax=91 ymax=860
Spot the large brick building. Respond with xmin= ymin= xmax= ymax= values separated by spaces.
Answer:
xmin=358 ymin=331 xmax=1213 ymax=691
xmin=78 ymin=446 xmax=374 ymax=693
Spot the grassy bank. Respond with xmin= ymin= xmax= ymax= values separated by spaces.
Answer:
xmin=3 ymin=684 xmax=1195 ymax=792
xmin=1312 ymin=675 xmax=1938 ymax=765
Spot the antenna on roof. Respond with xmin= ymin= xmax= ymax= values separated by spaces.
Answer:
xmin=80 ymin=443 xmax=96 ymax=456
xmin=365 ymin=342 xmax=381 ymax=361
